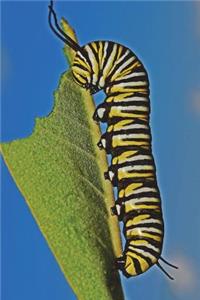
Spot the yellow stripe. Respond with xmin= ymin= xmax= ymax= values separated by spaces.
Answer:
xmin=118 ymin=171 xmax=154 ymax=180
xmin=112 ymin=119 xmax=134 ymax=130
xmin=124 ymin=182 xmax=143 ymax=195
xmin=108 ymin=86 xmax=148 ymax=94
xmin=118 ymin=167 xmax=154 ymax=181
xmin=108 ymin=119 xmax=146 ymax=132
xmin=138 ymin=231 xmax=162 ymax=242
xmin=98 ymin=42 xmax=103 ymax=67
xmin=112 ymin=150 xmax=138 ymax=165
xmin=125 ymin=203 xmax=160 ymax=213
xmin=85 ymin=45 xmax=99 ymax=78
xmin=126 ymin=251 xmax=149 ymax=273
xmin=116 ymin=45 xmax=123 ymax=60
xmin=130 ymin=239 xmax=149 ymax=246
xmin=75 ymin=56 xmax=91 ymax=71
xmin=91 ymin=42 xmax=98 ymax=53
xmin=102 ymin=44 xmax=118 ymax=79
xmin=73 ymin=73 xmax=86 ymax=84
xmin=106 ymin=45 xmax=122 ymax=78
xmin=111 ymin=61 xmax=141 ymax=82
xmin=109 ymin=111 xmax=148 ymax=120
xmin=124 ymin=255 xmax=137 ymax=276
xmin=126 ymin=215 xmax=150 ymax=227
xmin=112 ymin=138 xmax=149 ymax=148
xmin=105 ymin=92 xmax=137 ymax=103
xmin=72 ymin=66 xmax=90 ymax=78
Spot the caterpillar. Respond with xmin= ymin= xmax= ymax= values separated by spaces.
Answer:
xmin=48 ymin=1 xmax=178 ymax=280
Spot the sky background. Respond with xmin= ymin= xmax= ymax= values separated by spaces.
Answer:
xmin=1 ymin=1 xmax=200 ymax=300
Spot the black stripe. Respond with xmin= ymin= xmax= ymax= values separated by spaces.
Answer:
xmin=115 ymin=81 xmax=148 ymax=88
xmin=115 ymin=159 xmax=154 ymax=169
xmin=118 ymin=178 xmax=155 ymax=187
xmin=126 ymin=236 xmax=162 ymax=249
xmin=106 ymin=51 xmax=133 ymax=83
xmin=111 ymin=75 xmax=148 ymax=85
xmin=123 ymin=92 xmax=149 ymax=99
xmin=126 ymin=222 xmax=163 ymax=231
xmin=102 ymin=42 xmax=115 ymax=70
xmin=142 ymin=230 xmax=162 ymax=238
xmin=116 ymin=110 xmax=149 ymax=116
xmin=112 ymin=147 xmax=151 ymax=159
xmin=89 ymin=43 xmax=99 ymax=65
xmin=73 ymin=63 xmax=89 ymax=72
xmin=103 ymin=129 xmax=151 ymax=141
xmin=108 ymin=117 xmax=149 ymax=127
xmin=73 ymin=73 xmax=86 ymax=85
xmin=124 ymin=226 xmax=163 ymax=240
xmin=109 ymin=128 xmax=150 ymax=136
xmin=130 ymin=257 xmax=143 ymax=275
xmin=133 ymin=245 xmax=160 ymax=259
xmin=134 ymin=65 xmax=147 ymax=73
xmin=81 ymin=47 xmax=94 ymax=75
xmin=120 ymin=137 xmax=150 ymax=142
xmin=124 ymin=191 xmax=160 ymax=201
xmin=124 ymin=209 xmax=162 ymax=221
xmin=108 ymin=101 xmax=149 ymax=107
xmin=134 ymin=201 xmax=161 ymax=207
xmin=110 ymin=145 xmax=151 ymax=156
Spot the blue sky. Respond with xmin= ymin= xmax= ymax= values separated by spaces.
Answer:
xmin=1 ymin=1 xmax=200 ymax=300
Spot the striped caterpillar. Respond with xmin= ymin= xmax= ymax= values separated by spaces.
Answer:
xmin=48 ymin=1 xmax=177 ymax=280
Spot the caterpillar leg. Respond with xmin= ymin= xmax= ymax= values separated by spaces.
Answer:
xmin=115 ymin=257 xmax=131 ymax=278
xmin=104 ymin=168 xmax=118 ymax=186
xmin=115 ymin=256 xmax=125 ymax=270
xmin=110 ymin=202 xmax=124 ymax=221
xmin=93 ymin=103 xmax=109 ymax=122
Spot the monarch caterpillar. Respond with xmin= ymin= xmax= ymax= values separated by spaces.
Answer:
xmin=48 ymin=1 xmax=178 ymax=280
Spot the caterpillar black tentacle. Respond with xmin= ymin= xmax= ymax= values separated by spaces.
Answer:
xmin=48 ymin=1 xmax=178 ymax=280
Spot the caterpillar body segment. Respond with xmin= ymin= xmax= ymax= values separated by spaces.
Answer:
xmin=48 ymin=1 xmax=178 ymax=280
xmin=72 ymin=40 xmax=165 ymax=277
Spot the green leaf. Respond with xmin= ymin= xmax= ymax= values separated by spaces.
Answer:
xmin=1 ymin=19 xmax=124 ymax=300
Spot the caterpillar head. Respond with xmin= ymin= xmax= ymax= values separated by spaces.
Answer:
xmin=48 ymin=2 xmax=99 ymax=94
xmin=72 ymin=50 xmax=100 ymax=95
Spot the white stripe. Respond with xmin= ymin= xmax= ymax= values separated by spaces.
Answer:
xmin=113 ymin=81 xmax=147 ymax=88
xmin=119 ymin=124 xmax=148 ymax=131
xmin=125 ymin=187 xmax=157 ymax=197
xmin=126 ymin=197 xmax=160 ymax=204
xmin=113 ymin=105 xmax=148 ymax=112
xmin=99 ymin=42 xmax=109 ymax=87
xmin=139 ymin=227 xmax=162 ymax=234
xmin=120 ymin=165 xmax=154 ymax=173
xmin=77 ymin=51 xmax=91 ymax=70
xmin=99 ymin=42 xmax=109 ymax=86
xmin=103 ymin=44 xmax=118 ymax=75
xmin=127 ymin=226 xmax=162 ymax=236
xmin=125 ymin=154 xmax=151 ymax=162
xmin=120 ymin=72 xmax=146 ymax=80
xmin=101 ymin=42 xmax=109 ymax=69
xmin=115 ymin=50 xmax=130 ymax=65
xmin=115 ymin=96 xmax=148 ymax=102
xmin=130 ymin=241 xmax=160 ymax=253
xmin=128 ymin=246 xmax=156 ymax=261
xmin=113 ymin=56 xmax=136 ymax=76
xmin=85 ymin=45 xmax=98 ymax=85
xmin=113 ymin=133 xmax=150 ymax=140
xmin=132 ymin=186 xmax=157 ymax=194
xmin=133 ymin=218 xmax=162 ymax=226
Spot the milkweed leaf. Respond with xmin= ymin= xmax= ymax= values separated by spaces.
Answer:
xmin=1 ymin=19 xmax=124 ymax=300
